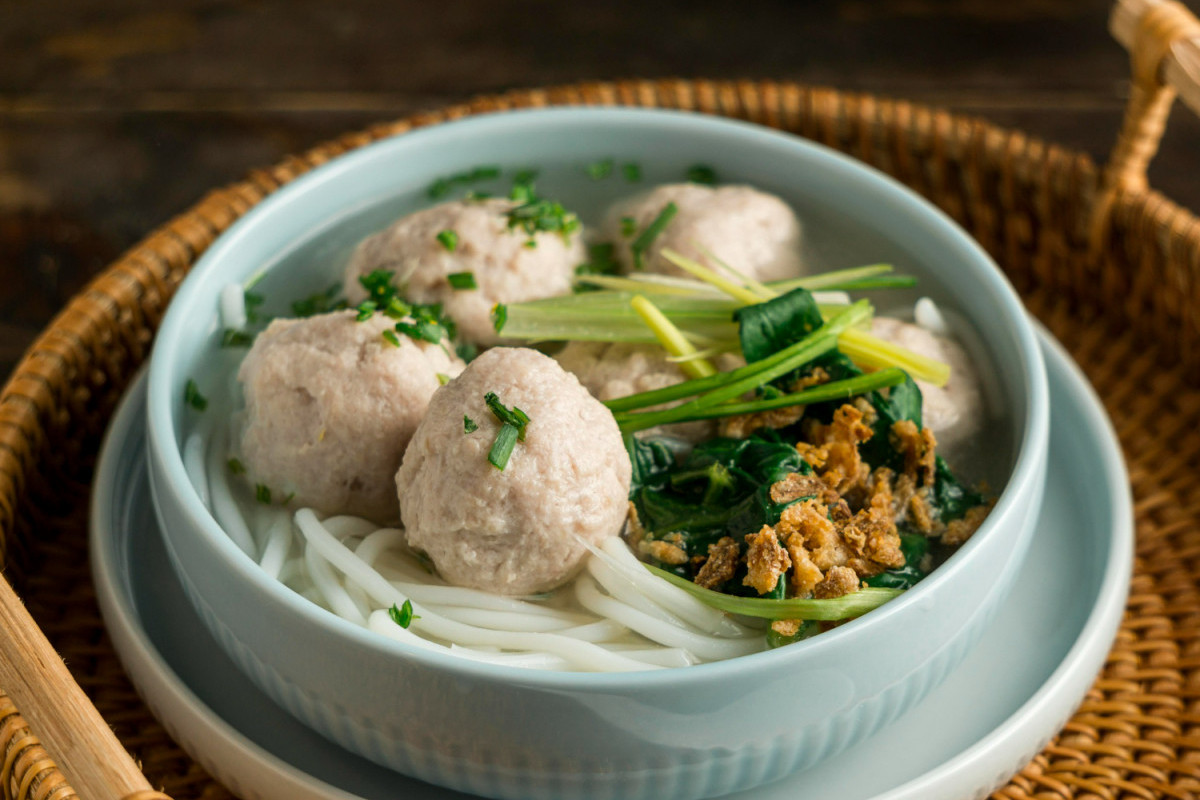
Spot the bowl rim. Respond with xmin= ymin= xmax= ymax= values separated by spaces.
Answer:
xmin=147 ymin=105 xmax=1050 ymax=689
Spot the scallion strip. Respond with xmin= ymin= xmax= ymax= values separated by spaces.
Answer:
xmin=604 ymin=300 xmax=871 ymax=413
xmin=488 ymin=423 xmax=519 ymax=470
xmin=659 ymin=248 xmax=762 ymax=305
xmin=839 ymin=328 xmax=951 ymax=386
xmin=644 ymin=563 xmax=902 ymax=620
xmin=630 ymin=202 xmax=678 ymax=270
xmin=630 ymin=295 xmax=716 ymax=379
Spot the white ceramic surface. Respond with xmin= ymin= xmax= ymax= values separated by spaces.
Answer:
xmin=93 ymin=328 xmax=1128 ymax=800
xmin=143 ymin=107 xmax=1050 ymax=800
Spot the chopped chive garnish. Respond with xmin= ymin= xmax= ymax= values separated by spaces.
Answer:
xmin=227 ymin=458 xmax=245 ymax=475
xmin=382 ymin=329 xmax=401 ymax=347
xmin=456 ymin=341 xmax=478 ymax=362
xmin=505 ymin=199 xmax=581 ymax=240
xmin=244 ymin=291 xmax=265 ymax=322
xmin=573 ymin=243 xmax=620 ymax=287
xmin=383 ymin=297 xmax=410 ymax=320
xmin=255 ymin=484 xmax=272 ymax=504
xmin=283 ymin=492 xmax=295 ymax=504
xmin=291 ymin=283 xmax=343 ymax=317
xmin=619 ymin=216 xmax=637 ymax=238
xmin=630 ymin=202 xmax=678 ymax=270
xmin=485 ymin=392 xmax=531 ymax=440
xmin=510 ymin=169 xmax=538 ymax=202
xmin=491 ymin=303 xmax=508 ymax=333
xmin=395 ymin=318 xmax=448 ymax=345
xmin=488 ymin=423 xmax=520 ymax=470
xmin=686 ymin=164 xmax=718 ymax=185
xmin=586 ymin=159 xmax=614 ymax=180
xmin=447 ymin=271 xmax=477 ymax=290
xmin=436 ymin=229 xmax=459 ymax=251
xmin=436 ymin=373 xmax=450 ymax=386
xmin=355 ymin=301 xmax=377 ymax=321
xmin=389 ymin=599 xmax=418 ymax=628
xmin=623 ymin=163 xmax=642 ymax=182
xmin=184 ymin=379 xmax=208 ymax=412
xmin=221 ymin=329 xmax=253 ymax=348
xmin=464 ymin=415 xmax=478 ymax=433
xmin=427 ymin=166 xmax=501 ymax=199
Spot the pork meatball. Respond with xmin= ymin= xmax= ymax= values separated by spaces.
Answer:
xmin=344 ymin=198 xmax=585 ymax=346
xmin=871 ymin=316 xmax=984 ymax=464
xmin=396 ymin=347 xmax=631 ymax=595
xmin=555 ymin=341 xmax=742 ymax=443
xmin=237 ymin=309 xmax=464 ymax=523
xmin=603 ymin=184 xmax=803 ymax=281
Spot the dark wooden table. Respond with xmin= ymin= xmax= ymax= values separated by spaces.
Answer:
xmin=2 ymin=0 xmax=1198 ymax=382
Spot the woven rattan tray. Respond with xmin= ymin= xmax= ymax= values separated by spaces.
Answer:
xmin=5 ymin=4 xmax=1200 ymax=798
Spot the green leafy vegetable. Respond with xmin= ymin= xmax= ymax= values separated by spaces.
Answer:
xmin=767 ymin=621 xmax=819 ymax=648
xmin=184 ymin=379 xmax=208 ymax=412
xmin=734 ymin=286 xmax=825 ymax=364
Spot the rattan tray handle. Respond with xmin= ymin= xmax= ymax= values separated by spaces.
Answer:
xmin=1092 ymin=0 xmax=1200 ymax=245
xmin=0 ymin=576 xmax=167 ymax=800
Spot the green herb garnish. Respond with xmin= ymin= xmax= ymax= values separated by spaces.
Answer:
xmin=510 ymin=170 xmax=538 ymax=203
xmin=484 ymin=392 xmax=531 ymax=470
xmin=389 ymin=599 xmax=418 ymax=628
xmin=382 ymin=329 xmax=401 ymax=347
xmin=227 ymin=458 xmax=245 ymax=475
xmin=447 ymin=271 xmax=477 ymax=290
xmin=630 ymin=202 xmax=678 ymax=270
xmin=464 ymin=415 xmax=478 ymax=433
xmin=491 ymin=303 xmax=508 ymax=333
xmin=355 ymin=301 xmax=377 ymax=322
xmin=623 ymin=163 xmax=642 ymax=182
xmin=436 ymin=373 xmax=450 ymax=386
xmin=686 ymin=164 xmax=718 ymax=185
xmin=620 ymin=216 xmax=637 ymax=238
xmin=427 ymin=166 xmax=501 ymax=199
xmin=586 ymin=159 xmax=614 ymax=180
xmin=184 ymin=379 xmax=208 ymax=412
xmin=244 ymin=291 xmax=265 ymax=323
xmin=505 ymin=199 xmax=581 ymax=240
xmin=291 ymin=283 xmax=343 ymax=317
xmin=573 ymin=243 xmax=620 ymax=286
xmin=221 ymin=329 xmax=254 ymax=348
xmin=436 ymin=229 xmax=459 ymax=251
xmin=255 ymin=484 xmax=272 ymax=504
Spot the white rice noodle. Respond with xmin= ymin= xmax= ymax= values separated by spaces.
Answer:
xmin=258 ymin=510 xmax=293 ymax=580
xmin=574 ymin=575 xmax=764 ymax=661
xmin=304 ymin=535 xmax=368 ymax=626
xmin=220 ymin=283 xmax=247 ymax=331
xmin=293 ymin=510 xmax=660 ymax=672
xmin=591 ymin=537 xmax=754 ymax=638
xmin=183 ymin=429 xmax=211 ymax=510
xmin=204 ymin=427 xmax=257 ymax=558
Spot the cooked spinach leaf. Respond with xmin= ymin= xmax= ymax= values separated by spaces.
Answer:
xmin=733 ymin=286 xmax=824 ymax=364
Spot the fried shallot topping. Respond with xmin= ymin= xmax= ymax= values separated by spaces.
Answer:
xmin=813 ymin=565 xmax=860 ymax=599
xmin=942 ymin=503 xmax=992 ymax=546
xmin=743 ymin=526 xmax=791 ymax=595
xmin=891 ymin=419 xmax=937 ymax=486
xmin=694 ymin=536 xmax=740 ymax=589
xmin=640 ymin=536 xmax=689 ymax=565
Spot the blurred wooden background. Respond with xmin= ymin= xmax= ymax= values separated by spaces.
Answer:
xmin=2 ymin=0 xmax=1198 ymax=381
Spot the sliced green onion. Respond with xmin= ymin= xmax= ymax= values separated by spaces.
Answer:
xmin=184 ymin=379 xmax=208 ymax=412
xmin=436 ymin=229 xmax=459 ymax=251
xmin=645 ymin=563 xmax=901 ymax=620
xmin=464 ymin=415 xmax=478 ymax=433
xmin=630 ymin=295 xmax=716 ymax=379
xmin=686 ymin=165 xmax=718 ymax=185
xmin=839 ymin=328 xmax=951 ymax=386
xmin=630 ymin=202 xmax=678 ymax=270
xmin=622 ymin=163 xmax=642 ymax=182
xmin=488 ymin=423 xmax=519 ymax=470
xmin=255 ymin=484 xmax=272 ymax=504
xmin=227 ymin=458 xmax=245 ymax=475
xmin=447 ymin=271 xmax=477 ymax=290
xmin=660 ymin=248 xmax=761 ymax=305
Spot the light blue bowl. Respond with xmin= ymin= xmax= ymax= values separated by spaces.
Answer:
xmin=146 ymin=107 xmax=1049 ymax=800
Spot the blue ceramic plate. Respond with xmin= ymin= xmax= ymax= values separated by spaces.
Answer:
xmin=92 ymin=326 xmax=1129 ymax=800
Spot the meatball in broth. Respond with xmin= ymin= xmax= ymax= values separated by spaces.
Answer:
xmin=236 ymin=310 xmax=464 ymax=523
xmin=604 ymin=183 xmax=804 ymax=281
xmin=396 ymin=347 xmax=632 ymax=596
xmin=344 ymin=198 xmax=585 ymax=346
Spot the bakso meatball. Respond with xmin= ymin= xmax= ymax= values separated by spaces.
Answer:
xmin=555 ymin=341 xmax=742 ymax=442
xmin=344 ymin=198 xmax=585 ymax=346
xmin=396 ymin=347 xmax=632 ymax=595
xmin=603 ymin=183 xmax=803 ymax=281
xmin=871 ymin=316 xmax=984 ymax=464
xmin=237 ymin=310 xmax=464 ymax=523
